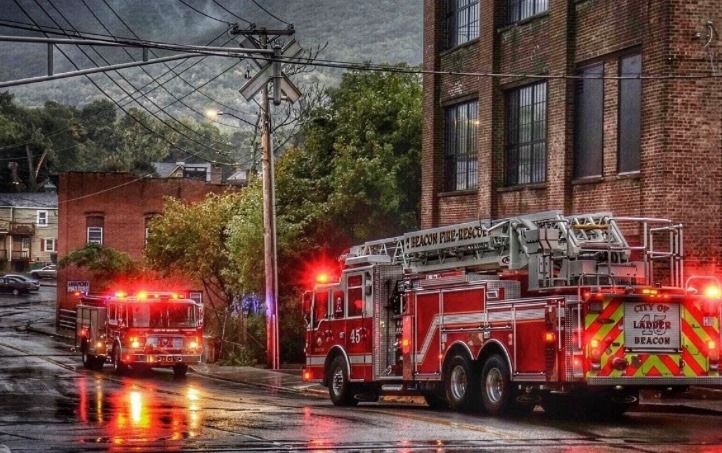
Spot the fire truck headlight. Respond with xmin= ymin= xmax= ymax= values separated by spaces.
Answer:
xmin=130 ymin=337 xmax=140 ymax=348
xmin=96 ymin=341 xmax=104 ymax=350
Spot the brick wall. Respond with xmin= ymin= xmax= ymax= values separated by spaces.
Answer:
xmin=422 ymin=0 xmax=722 ymax=277
xmin=56 ymin=172 xmax=234 ymax=319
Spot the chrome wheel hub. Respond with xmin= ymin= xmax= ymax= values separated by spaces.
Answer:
xmin=486 ymin=368 xmax=503 ymax=403
xmin=332 ymin=368 xmax=344 ymax=395
xmin=450 ymin=365 xmax=468 ymax=401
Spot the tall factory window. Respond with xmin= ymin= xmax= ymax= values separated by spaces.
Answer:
xmin=574 ymin=63 xmax=604 ymax=178
xmin=618 ymin=52 xmax=641 ymax=173
xmin=506 ymin=82 xmax=547 ymax=185
xmin=444 ymin=100 xmax=479 ymax=192
xmin=507 ymin=0 xmax=548 ymax=24
xmin=443 ymin=0 xmax=480 ymax=49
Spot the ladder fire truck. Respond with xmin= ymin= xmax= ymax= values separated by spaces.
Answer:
xmin=76 ymin=291 xmax=203 ymax=377
xmin=302 ymin=211 xmax=722 ymax=416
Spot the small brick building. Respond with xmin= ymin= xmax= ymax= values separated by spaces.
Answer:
xmin=56 ymin=172 xmax=232 ymax=325
xmin=422 ymin=0 xmax=722 ymax=274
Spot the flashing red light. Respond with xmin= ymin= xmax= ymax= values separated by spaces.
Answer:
xmin=303 ymin=370 xmax=311 ymax=381
xmin=704 ymin=285 xmax=722 ymax=300
xmin=315 ymin=272 xmax=330 ymax=284
xmin=73 ymin=291 xmax=81 ymax=297
xmin=137 ymin=290 xmax=148 ymax=301
xmin=545 ymin=332 xmax=556 ymax=343
xmin=115 ymin=291 xmax=127 ymax=299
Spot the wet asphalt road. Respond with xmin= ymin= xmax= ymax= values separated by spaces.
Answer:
xmin=3 ymin=290 xmax=722 ymax=452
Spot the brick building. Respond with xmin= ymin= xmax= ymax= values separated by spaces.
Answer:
xmin=422 ymin=0 xmax=722 ymax=273
xmin=56 ymin=172 xmax=232 ymax=325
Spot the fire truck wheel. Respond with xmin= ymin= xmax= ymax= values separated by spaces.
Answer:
xmin=92 ymin=356 xmax=105 ymax=371
xmin=173 ymin=364 xmax=188 ymax=378
xmin=81 ymin=342 xmax=92 ymax=369
xmin=444 ymin=354 xmax=478 ymax=412
xmin=112 ymin=348 xmax=127 ymax=375
xmin=328 ymin=356 xmax=358 ymax=406
xmin=480 ymin=354 xmax=513 ymax=416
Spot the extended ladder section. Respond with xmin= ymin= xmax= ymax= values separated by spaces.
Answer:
xmin=345 ymin=211 xmax=684 ymax=290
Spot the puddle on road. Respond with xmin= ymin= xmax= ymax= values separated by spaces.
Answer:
xmin=65 ymin=376 xmax=203 ymax=445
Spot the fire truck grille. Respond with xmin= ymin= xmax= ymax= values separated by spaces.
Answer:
xmin=147 ymin=336 xmax=184 ymax=352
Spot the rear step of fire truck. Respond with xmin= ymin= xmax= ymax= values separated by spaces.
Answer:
xmin=308 ymin=211 xmax=720 ymax=417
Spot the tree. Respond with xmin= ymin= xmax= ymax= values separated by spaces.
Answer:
xmin=278 ymin=68 xmax=422 ymax=250
xmin=144 ymin=192 xmax=245 ymax=356
xmin=58 ymin=244 xmax=139 ymax=290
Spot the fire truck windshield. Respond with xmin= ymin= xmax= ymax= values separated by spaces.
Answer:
xmin=127 ymin=303 xmax=198 ymax=328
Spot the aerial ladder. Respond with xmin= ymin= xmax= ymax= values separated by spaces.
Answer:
xmin=344 ymin=210 xmax=685 ymax=290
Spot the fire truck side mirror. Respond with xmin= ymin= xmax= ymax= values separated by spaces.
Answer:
xmin=302 ymin=292 xmax=312 ymax=323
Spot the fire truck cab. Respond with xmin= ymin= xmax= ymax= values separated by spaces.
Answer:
xmin=76 ymin=291 xmax=203 ymax=377
xmin=303 ymin=211 xmax=722 ymax=417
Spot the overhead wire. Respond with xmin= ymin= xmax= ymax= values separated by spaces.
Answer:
xmin=11 ymin=0 xmax=234 ymax=166
xmin=99 ymin=0 xmax=252 ymax=127
xmin=211 ymin=0 xmax=253 ymax=25
xmin=76 ymin=0 xmax=243 ymax=131
xmin=38 ymin=0 xmax=235 ymax=158
xmin=177 ymin=0 xmax=233 ymax=25
xmin=249 ymin=0 xmax=291 ymax=26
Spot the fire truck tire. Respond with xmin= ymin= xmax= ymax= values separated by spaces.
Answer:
xmin=173 ymin=364 xmax=188 ymax=378
xmin=480 ymin=354 xmax=513 ymax=416
xmin=328 ymin=356 xmax=358 ymax=406
xmin=92 ymin=356 xmax=105 ymax=371
xmin=81 ymin=341 xmax=92 ymax=369
xmin=112 ymin=348 xmax=127 ymax=375
xmin=443 ymin=354 xmax=478 ymax=412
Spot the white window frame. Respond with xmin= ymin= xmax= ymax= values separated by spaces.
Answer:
xmin=87 ymin=227 xmax=103 ymax=245
xmin=44 ymin=238 xmax=56 ymax=252
xmin=36 ymin=210 xmax=48 ymax=227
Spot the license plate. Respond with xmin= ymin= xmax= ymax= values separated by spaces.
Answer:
xmin=161 ymin=355 xmax=179 ymax=362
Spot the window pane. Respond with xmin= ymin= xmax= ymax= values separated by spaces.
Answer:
xmin=574 ymin=64 xmax=604 ymax=177
xmin=506 ymin=81 xmax=547 ymax=185
xmin=446 ymin=0 xmax=479 ymax=48
xmin=619 ymin=53 xmax=641 ymax=172
xmin=444 ymin=100 xmax=478 ymax=191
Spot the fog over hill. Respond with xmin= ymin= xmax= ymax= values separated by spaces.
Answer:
xmin=0 ymin=0 xmax=422 ymax=122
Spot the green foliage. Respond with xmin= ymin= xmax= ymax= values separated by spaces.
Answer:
xmin=58 ymin=244 xmax=139 ymax=288
xmin=279 ymin=68 xmax=422 ymax=249
xmin=0 ymin=93 xmax=237 ymax=191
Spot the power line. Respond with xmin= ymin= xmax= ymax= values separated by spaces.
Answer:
xmin=0 ymin=17 xmax=256 ymax=119
xmin=177 ymin=0 xmax=233 ymax=25
xmin=211 ymin=0 xmax=252 ymax=25
xmin=11 ymin=0 xmax=234 ymax=166
xmin=74 ymin=0 xmax=243 ymax=132
xmin=39 ymin=0 xmax=234 ymax=158
xmin=98 ymin=0 xmax=249 ymax=128
xmin=249 ymin=0 xmax=291 ymax=26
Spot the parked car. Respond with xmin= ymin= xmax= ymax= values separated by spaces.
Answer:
xmin=31 ymin=265 xmax=56 ymax=280
xmin=3 ymin=274 xmax=40 ymax=291
xmin=0 ymin=277 xmax=33 ymax=295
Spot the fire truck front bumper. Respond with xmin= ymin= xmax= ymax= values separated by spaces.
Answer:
xmin=125 ymin=353 xmax=202 ymax=366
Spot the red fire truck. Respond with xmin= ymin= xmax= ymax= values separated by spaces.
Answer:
xmin=302 ymin=211 xmax=722 ymax=416
xmin=76 ymin=291 xmax=203 ymax=377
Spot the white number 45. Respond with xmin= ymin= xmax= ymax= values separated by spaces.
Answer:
xmin=349 ymin=328 xmax=363 ymax=344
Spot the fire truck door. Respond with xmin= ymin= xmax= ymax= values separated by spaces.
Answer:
xmin=307 ymin=289 xmax=330 ymax=357
xmin=345 ymin=273 xmax=372 ymax=380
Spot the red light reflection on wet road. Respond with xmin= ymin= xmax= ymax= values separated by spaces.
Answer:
xmin=74 ymin=376 xmax=203 ymax=446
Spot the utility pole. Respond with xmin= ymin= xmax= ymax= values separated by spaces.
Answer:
xmin=232 ymin=25 xmax=301 ymax=370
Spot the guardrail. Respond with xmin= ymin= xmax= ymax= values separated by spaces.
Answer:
xmin=58 ymin=308 xmax=76 ymax=332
